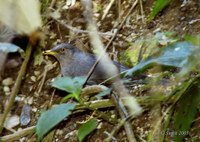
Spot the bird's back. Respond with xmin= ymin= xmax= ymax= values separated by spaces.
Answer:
xmin=61 ymin=50 xmax=128 ymax=84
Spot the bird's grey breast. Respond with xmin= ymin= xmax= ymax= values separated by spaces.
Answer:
xmin=61 ymin=51 xmax=95 ymax=77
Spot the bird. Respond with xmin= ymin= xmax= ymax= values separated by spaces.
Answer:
xmin=43 ymin=43 xmax=129 ymax=84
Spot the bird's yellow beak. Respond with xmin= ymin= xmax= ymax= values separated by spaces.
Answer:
xmin=43 ymin=50 xmax=58 ymax=55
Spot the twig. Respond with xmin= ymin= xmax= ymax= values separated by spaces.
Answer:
xmin=75 ymin=96 xmax=159 ymax=110
xmin=52 ymin=18 xmax=114 ymax=36
xmin=0 ymin=126 xmax=35 ymax=142
xmin=56 ymin=23 xmax=62 ymax=40
xmin=38 ymin=61 xmax=57 ymax=93
xmin=102 ymin=0 xmax=116 ymax=20
xmin=0 ymin=52 xmax=7 ymax=74
xmin=80 ymin=0 xmax=140 ymax=142
xmin=75 ymin=99 xmax=114 ymax=110
xmin=118 ymin=0 xmax=121 ymax=21
xmin=84 ymin=0 xmax=139 ymax=85
xmin=50 ymin=0 xmax=57 ymax=9
xmin=105 ymin=112 xmax=135 ymax=142
xmin=111 ymin=93 xmax=137 ymax=142
xmin=139 ymin=0 xmax=145 ymax=24
xmin=0 ymin=95 xmax=163 ymax=142
xmin=0 ymin=44 xmax=33 ymax=134
xmin=49 ymin=89 xmax=56 ymax=106
xmin=38 ymin=67 xmax=48 ymax=93
xmin=27 ymin=133 xmax=37 ymax=142
xmin=137 ymin=42 xmax=144 ymax=62
xmin=151 ymin=104 xmax=162 ymax=141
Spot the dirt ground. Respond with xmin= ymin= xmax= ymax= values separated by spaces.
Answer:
xmin=1 ymin=0 xmax=200 ymax=141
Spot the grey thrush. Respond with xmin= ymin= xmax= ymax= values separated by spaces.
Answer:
xmin=43 ymin=43 xmax=128 ymax=84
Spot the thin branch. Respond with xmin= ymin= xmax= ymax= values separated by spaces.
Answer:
xmin=111 ymin=93 xmax=137 ymax=142
xmin=84 ymin=0 xmax=139 ymax=85
xmin=0 ymin=44 xmax=33 ymax=134
xmin=139 ymin=0 xmax=145 ymax=24
xmin=50 ymin=0 xmax=57 ymax=9
xmin=52 ymin=18 xmax=114 ymax=36
xmin=0 ymin=126 xmax=35 ymax=142
xmin=118 ymin=0 xmax=122 ymax=21
xmin=102 ymin=0 xmax=116 ymax=20
xmin=105 ymin=112 xmax=136 ymax=142
xmin=80 ymin=0 xmax=140 ymax=142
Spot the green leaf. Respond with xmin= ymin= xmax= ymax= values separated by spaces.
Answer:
xmin=33 ymin=48 xmax=43 ymax=66
xmin=51 ymin=76 xmax=86 ymax=94
xmin=97 ymin=5 xmax=102 ymax=10
xmin=78 ymin=118 xmax=98 ymax=142
xmin=174 ymin=82 xmax=200 ymax=141
xmin=184 ymin=35 xmax=200 ymax=46
xmin=147 ymin=132 xmax=152 ymax=141
xmin=154 ymin=32 xmax=176 ymax=40
xmin=149 ymin=0 xmax=172 ymax=21
xmin=119 ymin=42 xmax=144 ymax=67
xmin=125 ymin=42 xmax=133 ymax=46
xmin=161 ymin=106 xmax=174 ymax=141
xmin=60 ymin=94 xmax=74 ymax=103
xmin=165 ymin=32 xmax=176 ymax=38
xmin=41 ymin=0 xmax=49 ymax=13
xmin=95 ymin=88 xmax=112 ymax=98
xmin=0 ymin=43 xmax=24 ymax=56
xmin=125 ymin=41 xmax=197 ymax=76
xmin=36 ymin=103 xmax=76 ymax=141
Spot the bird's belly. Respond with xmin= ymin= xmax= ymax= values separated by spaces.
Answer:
xmin=61 ymin=64 xmax=91 ymax=77
xmin=61 ymin=63 xmax=109 ymax=84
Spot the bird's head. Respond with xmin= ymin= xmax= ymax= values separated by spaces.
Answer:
xmin=43 ymin=43 xmax=79 ymax=65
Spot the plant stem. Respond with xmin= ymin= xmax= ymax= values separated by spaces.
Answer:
xmin=0 ymin=44 xmax=33 ymax=134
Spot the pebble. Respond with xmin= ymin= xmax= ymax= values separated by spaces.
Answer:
xmin=15 ymin=96 xmax=25 ymax=101
xmin=2 ymin=77 xmax=14 ymax=86
xmin=27 ymin=97 xmax=33 ymax=105
xmin=5 ymin=92 xmax=10 ymax=96
xmin=32 ymin=107 xmax=37 ymax=112
xmin=109 ymin=110 xmax=115 ymax=115
xmin=4 ymin=115 xmax=20 ymax=128
xmin=94 ymin=13 xmax=100 ymax=17
xmin=111 ymin=114 xmax=116 ymax=118
xmin=107 ymin=14 xmax=112 ymax=18
xmin=34 ymin=92 xmax=39 ymax=97
xmin=34 ymin=71 xmax=40 ymax=76
xmin=64 ymin=130 xmax=77 ymax=139
xmin=97 ymin=122 xmax=102 ymax=129
xmin=5 ymin=59 xmax=21 ymax=69
xmin=56 ymin=129 xmax=64 ymax=135
xmin=3 ymin=86 xmax=10 ymax=92
xmin=20 ymin=104 xmax=32 ymax=126
xmin=180 ymin=17 xmax=185 ymax=21
xmin=30 ymin=76 xmax=36 ymax=82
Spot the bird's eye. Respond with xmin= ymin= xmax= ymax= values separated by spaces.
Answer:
xmin=60 ymin=48 xmax=65 ymax=53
